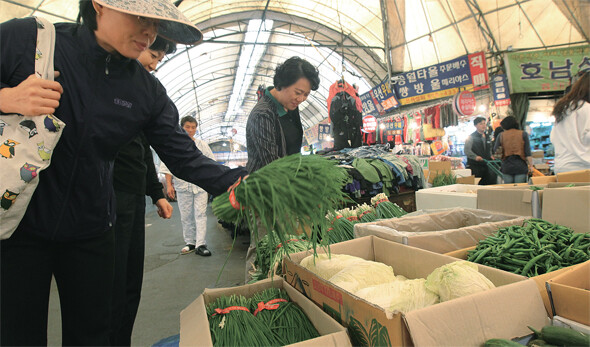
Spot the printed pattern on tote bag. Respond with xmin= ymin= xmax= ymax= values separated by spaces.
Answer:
xmin=0 ymin=17 xmax=65 ymax=239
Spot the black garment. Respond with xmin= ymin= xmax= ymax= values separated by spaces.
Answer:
xmin=0 ymin=18 xmax=245 ymax=242
xmin=279 ymin=110 xmax=304 ymax=156
xmin=466 ymin=131 xmax=495 ymax=185
xmin=1 ymin=228 xmax=115 ymax=346
xmin=110 ymin=191 xmax=145 ymax=346
xmin=113 ymin=133 xmax=164 ymax=203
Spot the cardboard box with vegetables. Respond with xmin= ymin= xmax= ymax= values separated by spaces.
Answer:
xmin=283 ymin=236 xmax=548 ymax=347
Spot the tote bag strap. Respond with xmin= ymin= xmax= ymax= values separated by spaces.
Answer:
xmin=34 ymin=17 xmax=56 ymax=81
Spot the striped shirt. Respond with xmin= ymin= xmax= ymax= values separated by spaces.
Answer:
xmin=246 ymin=87 xmax=303 ymax=173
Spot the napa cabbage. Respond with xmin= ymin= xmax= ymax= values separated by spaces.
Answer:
xmin=299 ymin=253 xmax=365 ymax=280
xmin=328 ymin=260 xmax=395 ymax=293
xmin=356 ymin=278 xmax=439 ymax=313
xmin=425 ymin=261 xmax=495 ymax=302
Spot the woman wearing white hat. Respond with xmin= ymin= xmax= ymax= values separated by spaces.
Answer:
xmin=0 ymin=1 xmax=245 ymax=345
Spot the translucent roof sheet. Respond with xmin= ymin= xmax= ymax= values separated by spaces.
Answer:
xmin=2 ymin=0 xmax=588 ymax=147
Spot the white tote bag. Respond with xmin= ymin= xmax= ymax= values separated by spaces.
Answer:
xmin=0 ymin=17 xmax=65 ymax=239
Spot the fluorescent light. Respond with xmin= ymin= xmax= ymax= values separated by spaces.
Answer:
xmin=224 ymin=19 xmax=273 ymax=122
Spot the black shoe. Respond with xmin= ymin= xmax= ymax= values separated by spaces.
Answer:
xmin=196 ymin=245 xmax=211 ymax=256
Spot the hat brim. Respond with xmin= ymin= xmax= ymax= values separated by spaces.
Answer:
xmin=93 ymin=0 xmax=202 ymax=45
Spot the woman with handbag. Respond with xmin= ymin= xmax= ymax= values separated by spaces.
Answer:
xmin=0 ymin=1 xmax=246 ymax=345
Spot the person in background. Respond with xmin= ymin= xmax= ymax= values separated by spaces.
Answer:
xmin=245 ymin=56 xmax=320 ymax=281
xmin=493 ymin=116 xmax=533 ymax=183
xmin=160 ymin=116 xmax=215 ymax=257
xmin=551 ymin=71 xmax=590 ymax=174
xmin=109 ymin=35 xmax=176 ymax=346
xmin=464 ymin=116 xmax=496 ymax=185
xmin=0 ymin=1 xmax=246 ymax=345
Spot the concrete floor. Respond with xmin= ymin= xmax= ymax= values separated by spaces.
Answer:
xmin=47 ymin=202 xmax=250 ymax=346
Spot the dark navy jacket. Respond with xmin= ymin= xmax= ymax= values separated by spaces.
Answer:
xmin=0 ymin=18 xmax=246 ymax=241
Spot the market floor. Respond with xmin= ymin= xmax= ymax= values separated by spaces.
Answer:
xmin=47 ymin=202 xmax=250 ymax=346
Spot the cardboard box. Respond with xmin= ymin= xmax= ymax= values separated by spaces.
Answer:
xmin=416 ymin=184 xmax=500 ymax=210
xmin=445 ymin=246 xmax=581 ymax=317
xmin=531 ymin=175 xmax=557 ymax=185
xmin=552 ymin=316 xmax=590 ymax=335
xmin=547 ymin=261 xmax=590 ymax=326
xmin=532 ymin=150 xmax=544 ymax=158
xmin=541 ymin=186 xmax=590 ymax=233
xmin=456 ymin=175 xmax=475 ymax=185
xmin=556 ymin=169 xmax=590 ymax=183
xmin=477 ymin=185 xmax=544 ymax=217
xmin=180 ymin=277 xmax=352 ymax=347
xmin=354 ymin=208 xmax=525 ymax=253
xmin=283 ymin=236 xmax=547 ymax=347
xmin=427 ymin=160 xmax=452 ymax=184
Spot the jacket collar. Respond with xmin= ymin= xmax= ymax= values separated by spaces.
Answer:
xmin=74 ymin=24 xmax=134 ymax=69
xmin=265 ymin=87 xmax=287 ymax=117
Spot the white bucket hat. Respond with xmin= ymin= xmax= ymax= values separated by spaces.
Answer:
xmin=93 ymin=0 xmax=202 ymax=45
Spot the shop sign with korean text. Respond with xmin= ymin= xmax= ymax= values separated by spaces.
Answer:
xmin=359 ymin=91 xmax=385 ymax=118
xmin=371 ymin=77 xmax=399 ymax=111
xmin=391 ymin=52 xmax=488 ymax=105
xmin=362 ymin=115 xmax=377 ymax=132
xmin=491 ymin=74 xmax=511 ymax=106
xmin=505 ymin=45 xmax=590 ymax=93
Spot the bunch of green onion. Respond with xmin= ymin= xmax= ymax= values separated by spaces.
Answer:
xmin=250 ymin=234 xmax=312 ymax=283
xmin=356 ymin=203 xmax=377 ymax=223
xmin=207 ymin=294 xmax=276 ymax=347
xmin=325 ymin=211 xmax=355 ymax=243
xmin=212 ymin=154 xmax=348 ymax=257
xmin=250 ymin=288 xmax=319 ymax=345
xmin=370 ymin=193 xmax=408 ymax=219
xmin=207 ymin=289 xmax=319 ymax=346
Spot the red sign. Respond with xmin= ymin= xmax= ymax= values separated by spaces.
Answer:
xmin=468 ymin=52 xmax=489 ymax=91
xmin=454 ymin=91 xmax=476 ymax=116
xmin=362 ymin=115 xmax=377 ymax=132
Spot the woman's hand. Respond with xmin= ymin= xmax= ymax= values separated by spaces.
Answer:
xmin=166 ymin=185 xmax=176 ymax=200
xmin=0 ymin=73 xmax=63 ymax=115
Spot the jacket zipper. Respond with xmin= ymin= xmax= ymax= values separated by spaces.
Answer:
xmin=105 ymin=54 xmax=111 ymax=75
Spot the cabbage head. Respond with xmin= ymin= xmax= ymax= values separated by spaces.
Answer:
xmin=425 ymin=261 xmax=495 ymax=302
xmin=299 ymin=253 xmax=365 ymax=280
xmin=329 ymin=260 xmax=395 ymax=293
xmin=356 ymin=278 xmax=439 ymax=313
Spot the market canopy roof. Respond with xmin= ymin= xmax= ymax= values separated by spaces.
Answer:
xmin=2 ymin=0 xmax=588 ymax=147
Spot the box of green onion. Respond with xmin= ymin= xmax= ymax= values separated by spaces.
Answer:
xmin=180 ymin=277 xmax=352 ymax=346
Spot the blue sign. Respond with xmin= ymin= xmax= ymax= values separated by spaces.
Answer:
xmin=491 ymin=74 xmax=511 ymax=106
xmin=360 ymin=92 xmax=382 ymax=118
xmin=371 ymin=77 xmax=399 ymax=111
xmin=390 ymin=53 xmax=488 ymax=105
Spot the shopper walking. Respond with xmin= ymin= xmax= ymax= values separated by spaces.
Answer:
xmin=110 ymin=35 xmax=176 ymax=346
xmin=493 ymin=116 xmax=533 ymax=183
xmin=244 ymin=56 xmax=320 ymax=281
xmin=551 ymin=71 xmax=590 ymax=174
xmin=464 ymin=116 xmax=496 ymax=185
xmin=0 ymin=1 xmax=245 ymax=345
xmin=160 ymin=116 xmax=215 ymax=257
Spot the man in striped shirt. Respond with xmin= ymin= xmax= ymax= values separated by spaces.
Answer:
xmin=244 ymin=56 xmax=320 ymax=281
